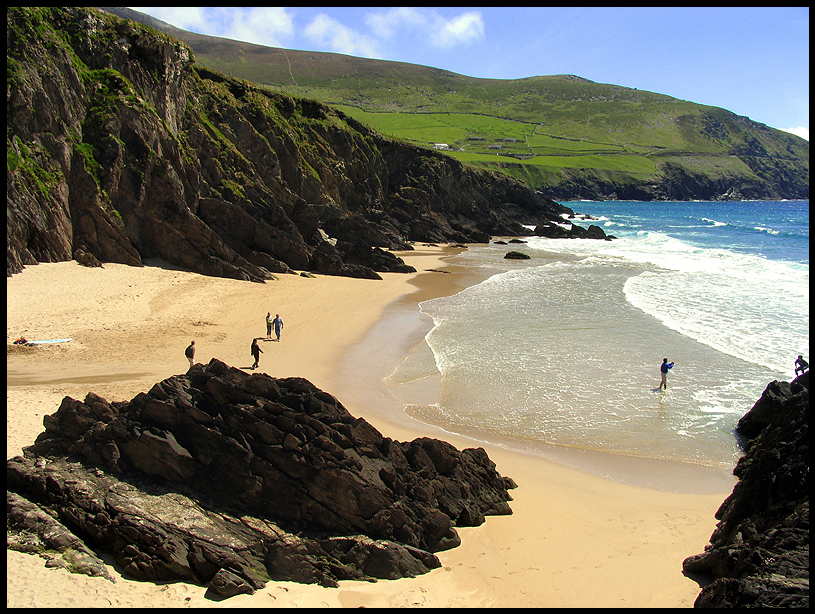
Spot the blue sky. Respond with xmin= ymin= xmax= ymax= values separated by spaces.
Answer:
xmin=131 ymin=7 xmax=809 ymax=140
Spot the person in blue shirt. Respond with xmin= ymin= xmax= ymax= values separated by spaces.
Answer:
xmin=272 ymin=314 xmax=284 ymax=341
xmin=659 ymin=358 xmax=674 ymax=390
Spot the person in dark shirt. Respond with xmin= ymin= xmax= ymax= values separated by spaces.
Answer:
xmin=251 ymin=338 xmax=263 ymax=369
xmin=659 ymin=358 xmax=674 ymax=390
xmin=794 ymin=355 xmax=808 ymax=376
xmin=185 ymin=340 xmax=195 ymax=369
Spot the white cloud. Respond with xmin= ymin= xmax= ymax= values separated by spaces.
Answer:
xmin=222 ymin=8 xmax=295 ymax=47
xmin=429 ymin=11 xmax=485 ymax=49
xmin=365 ymin=7 xmax=428 ymax=39
xmin=780 ymin=126 xmax=809 ymax=141
xmin=364 ymin=8 xmax=485 ymax=49
xmin=130 ymin=7 xmax=295 ymax=47
xmin=131 ymin=7 xmax=485 ymax=56
xmin=129 ymin=7 xmax=209 ymax=31
xmin=304 ymin=13 xmax=380 ymax=57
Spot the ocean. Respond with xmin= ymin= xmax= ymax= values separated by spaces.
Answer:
xmin=339 ymin=200 xmax=809 ymax=487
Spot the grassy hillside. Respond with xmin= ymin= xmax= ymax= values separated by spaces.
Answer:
xmin=97 ymin=8 xmax=809 ymax=200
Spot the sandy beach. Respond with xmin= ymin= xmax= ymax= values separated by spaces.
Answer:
xmin=7 ymin=245 xmax=733 ymax=607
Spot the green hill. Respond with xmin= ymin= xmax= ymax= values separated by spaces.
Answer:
xmin=97 ymin=8 xmax=808 ymax=201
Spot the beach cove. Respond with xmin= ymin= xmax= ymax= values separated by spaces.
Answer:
xmin=6 ymin=245 xmax=733 ymax=608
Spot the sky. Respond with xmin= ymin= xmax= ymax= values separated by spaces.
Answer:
xmin=130 ymin=7 xmax=809 ymax=140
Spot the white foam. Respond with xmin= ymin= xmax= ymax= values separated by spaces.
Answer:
xmin=701 ymin=217 xmax=727 ymax=227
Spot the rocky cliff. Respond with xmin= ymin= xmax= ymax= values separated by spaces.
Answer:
xmin=510 ymin=159 xmax=809 ymax=203
xmin=7 ymin=7 xmax=579 ymax=281
xmin=682 ymin=373 xmax=809 ymax=608
xmin=7 ymin=359 xmax=517 ymax=597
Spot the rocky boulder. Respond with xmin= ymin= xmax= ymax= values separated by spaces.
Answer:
xmin=682 ymin=372 xmax=808 ymax=608
xmin=503 ymin=251 xmax=530 ymax=260
xmin=533 ymin=222 xmax=614 ymax=240
xmin=7 ymin=359 xmax=516 ymax=596
xmin=336 ymin=239 xmax=417 ymax=274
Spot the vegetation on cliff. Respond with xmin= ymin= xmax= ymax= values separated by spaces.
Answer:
xmin=7 ymin=7 xmax=573 ymax=279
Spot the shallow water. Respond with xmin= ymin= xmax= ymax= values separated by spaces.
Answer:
xmin=337 ymin=201 xmax=807 ymax=492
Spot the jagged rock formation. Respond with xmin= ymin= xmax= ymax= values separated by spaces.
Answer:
xmin=533 ymin=220 xmax=614 ymax=240
xmin=682 ymin=373 xmax=809 ymax=608
xmin=7 ymin=7 xmax=577 ymax=280
xmin=7 ymin=359 xmax=516 ymax=597
xmin=506 ymin=158 xmax=810 ymax=203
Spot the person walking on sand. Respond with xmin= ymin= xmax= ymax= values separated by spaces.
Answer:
xmin=251 ymin=338 xmax=263 ymax=369
xmin=272 ymin=314 xmax=284 ymax=341
xmin=266 ymin=312 xmax=273 ymax=339
xmin=794 ymin=355 xmax=808 ymax=376
xmin=185 ymin=340 xmax=195 ymax=369
xmin=659 ymin=357 xmax=674 ymax=390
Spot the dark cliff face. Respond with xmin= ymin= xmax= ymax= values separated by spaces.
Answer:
xmin=682 ymin=373 xmax=809 ymax=608
xmin=535 ymin=160 xmax=810 ymax=202
xmin=7 ymin=7 xmax=572 ymax=280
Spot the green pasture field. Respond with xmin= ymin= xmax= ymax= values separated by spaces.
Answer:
xmin=336 ymin=105 xmax=662 ymax=175
xmin=336 ymin=105 xmax=535 ymax=143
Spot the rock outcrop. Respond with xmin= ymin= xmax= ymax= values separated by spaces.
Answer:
xmin=7 ymin=7 xmax=575 ymax=280
xmin=533 ymin=221 xmax=614 ymax=240
xmin=682 ymin=372 xmax=809 ymax=608
xmin=7 ymin=359 xmax=516 ymax=596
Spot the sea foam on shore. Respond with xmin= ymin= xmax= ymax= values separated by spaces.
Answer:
xmin=335 ymin=252 xmax=738 ymax=494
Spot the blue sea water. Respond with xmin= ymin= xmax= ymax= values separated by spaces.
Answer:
xmin=387 ymin=201 xmax=809 ymax=471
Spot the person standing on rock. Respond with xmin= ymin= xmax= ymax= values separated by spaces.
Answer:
xmin=794 ymin=355 xmax=808 ymax=376
xmin=251 ymin=338 xmax=263 ymax=369
xmin=185 ymin=340 xmax=195 ymax=369
xmin=272 ymin=314 xmax=284 ymax=341
xmin=266 ymin=312 xmax=273 ymax=339
xmin=659 ymin=357 xmax=674 ymax=390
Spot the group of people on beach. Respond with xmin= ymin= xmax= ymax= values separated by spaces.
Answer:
xmin=187 ymin=331 xmax=805 ymax=385
xmin=184 ymin=312 xmax=285 ymax=372
xmin=252 ymin=312 xmax=284 ymax=369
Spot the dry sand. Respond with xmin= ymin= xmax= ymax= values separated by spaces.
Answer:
xmin=6 ymin=246 xmax=732 ymax=607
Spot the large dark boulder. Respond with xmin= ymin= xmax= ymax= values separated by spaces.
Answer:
xmin=336 ymin=239 xmax=417 ymax=273
xmin=682 ymin=372 xmax=808 ymax=608
xmin=7 ymin=359 xmax=516 ymax=596
xmin=503 ymin=251 xmax=530 ymax=260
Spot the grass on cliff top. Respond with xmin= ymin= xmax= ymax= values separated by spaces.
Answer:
xmin=335 ymin=104 xmax=665 ymax=176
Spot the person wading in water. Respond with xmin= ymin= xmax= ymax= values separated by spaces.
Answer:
xmin=659 ymin=358 xmax=674 ymax=390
